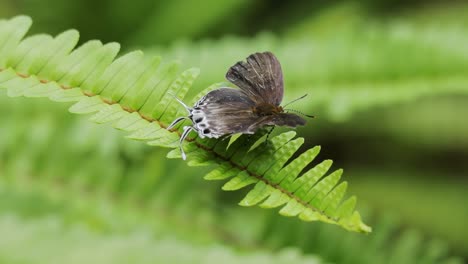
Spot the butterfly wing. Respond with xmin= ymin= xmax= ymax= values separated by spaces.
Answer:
xmin=191 ymin=88 xmax=261 ymax=138
xmin=226 ymin=52 xmax=284 ymax=106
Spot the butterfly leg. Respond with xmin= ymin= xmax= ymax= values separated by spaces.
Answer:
xmin=179 ymin=126 xmax=194 ymax=160
xmin=245 ymin=134 xmax=254 ymax=145
xmin=265 ymin=126 xmax=276 ymax=142
xmin=167 ymin=116 xmax=189 ymax=130
xmin=219 ymin=134 xmax=232 ymax=141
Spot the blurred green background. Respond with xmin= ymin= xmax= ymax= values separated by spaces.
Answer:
xmin=0 ymin=0 xmax=467 ymax=263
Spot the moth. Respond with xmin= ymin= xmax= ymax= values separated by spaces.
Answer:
xmin=168 ymin=51 xmax=311 ymax=160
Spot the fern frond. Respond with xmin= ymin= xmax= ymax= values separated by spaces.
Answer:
xmin=0 ymin=16 xmax=370 ymax=232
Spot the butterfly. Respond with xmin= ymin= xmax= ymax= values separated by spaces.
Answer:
xmin=168 ymin=51 xmax=310 ymax=160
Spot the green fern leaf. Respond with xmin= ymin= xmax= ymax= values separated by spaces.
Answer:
xmin=0 ymin=15 xmax=370 ymax=233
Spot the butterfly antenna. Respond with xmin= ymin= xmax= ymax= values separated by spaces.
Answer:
xmin=168 ymin=92 xmax=191 ymax=114
xmin=283 ymin=93 xmax=308 ymax=108
xmin=284 ymin=108 xmax=315 ymax=118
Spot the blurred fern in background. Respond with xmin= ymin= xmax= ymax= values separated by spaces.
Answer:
xmin=0 ymin=0 xmax=467 ymax=263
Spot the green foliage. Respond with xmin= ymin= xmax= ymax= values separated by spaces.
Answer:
xmin=257 ymin=213 xmax=463 ymax=264
xmin=0 ymin=214 xmax=324 ymax=264
xmin=152 ymin=5 xmax=468 ymax=121
xmin=0 ymin=16 xmax=370 ymax=233
xmin=0 ymin=2 xmax=467 ymax=261
xmin=128 ymin=0 xmax=253 ymax=45
xmin=0 ymin=93 xmax=462 ymax=263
